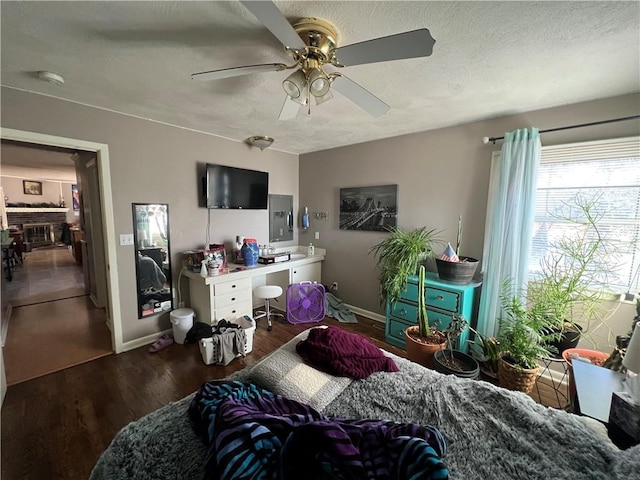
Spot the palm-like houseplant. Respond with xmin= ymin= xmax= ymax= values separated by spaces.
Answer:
xmin=496 ymin=295 xmax=557 ymax=393
xmin=370 ymin=226 xmax=439 ymax=307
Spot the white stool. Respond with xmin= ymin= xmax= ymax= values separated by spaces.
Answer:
xmin=253 ymin=285 xmax=284 ymax=331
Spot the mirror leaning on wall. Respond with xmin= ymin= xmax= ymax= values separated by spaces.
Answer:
xmin=132 ymin=203 xmax=173 ymax=318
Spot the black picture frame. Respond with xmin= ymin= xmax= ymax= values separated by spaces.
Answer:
xmin=339 ymin=184 xmax=398 ymax=231
xmin=23 ymin=180 xmax=42 ymax=195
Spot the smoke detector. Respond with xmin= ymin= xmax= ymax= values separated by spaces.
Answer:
xmin=37 ymin=71 xmax=65 ymax=86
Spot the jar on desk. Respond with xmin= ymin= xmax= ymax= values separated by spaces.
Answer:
xmin=241 ymin=238 xmax=259 ymax=267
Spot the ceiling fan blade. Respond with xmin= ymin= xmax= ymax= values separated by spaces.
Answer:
xmin=240 ymin=1 xmax=306 ymax=50
xmin=334 ymin=29 xmax=435 ymax=67
xmin=278 ymin=95 xmax=301 ymax=120
xmin=331 ymin=75 xmax=390 ymax=117
xmin=191 ymin=63 xmax=287 ymax=82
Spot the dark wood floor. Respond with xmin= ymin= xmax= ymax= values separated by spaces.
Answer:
xmin=1 ymin=316 xmax=401 ymax=480
xmin=1 ymin=315 xmax=565 ymax=480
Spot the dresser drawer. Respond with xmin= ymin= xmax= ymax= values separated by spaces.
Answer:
xmin=425 ymin=287 xmax=461 ymax=313
xmin=214 ymin=289 xmax=252 ymax=309
xmin=213 ymin=277 xmax=251 ymax=296
xmin=426 ymin=308 xmax=455 ymax=332
xmin=400 ymin=282 xmax=419 ymax=301
xmin=386 ymin=316 xmax=413 ymax=347
xmin=389 ymin=301 xmax=417 ymax=323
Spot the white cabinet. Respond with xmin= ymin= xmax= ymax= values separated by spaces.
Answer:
xmin=290 ymin=262 xmax=322 ymax=284
xmin=189 ymin=276 xmax=252 ymax=325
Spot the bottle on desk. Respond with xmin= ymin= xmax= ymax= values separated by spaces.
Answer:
xmin=308 ymin=243 xmax=315 ymax=256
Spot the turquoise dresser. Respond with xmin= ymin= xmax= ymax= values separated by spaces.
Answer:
xmin=385 ymin=272 xmax=479 ymax=353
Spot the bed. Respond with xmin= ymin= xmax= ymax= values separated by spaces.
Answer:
xmin=90 ymin=327 xmax=639 ymax=479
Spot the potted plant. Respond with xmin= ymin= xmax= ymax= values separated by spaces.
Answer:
xmin=404 ymin=265 xmax=447 ymax=367
xmin=369 ymin=225 xmax=439 ymax=306
xmin=468 ymin=327 xmax=501 ymax=379
xmin=435 ymin=216 xmax=479 ymax=284
xmin=496 ymin=295 xmax=557 ymax=393
xmin=526 ymin=195 xmax=617 ymax=354
xmin=433 ymin=314 xmax=480 ymax=379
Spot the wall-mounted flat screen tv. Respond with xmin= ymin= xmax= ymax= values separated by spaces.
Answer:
xmin=204 ymin=163 xmax=269 ymax=209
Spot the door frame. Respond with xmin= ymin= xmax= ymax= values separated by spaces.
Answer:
xmin=1 ymin=127 xmax=124 ymax=353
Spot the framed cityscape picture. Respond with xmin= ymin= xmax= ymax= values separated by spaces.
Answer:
xmin=23 ymin=180 xmax=42 ymax=195
xmin=339 ymin=184 xmax=398 ymax=231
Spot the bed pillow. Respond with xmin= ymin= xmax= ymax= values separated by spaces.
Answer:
xmin=240 ymin=327 xmax=353 ymax=411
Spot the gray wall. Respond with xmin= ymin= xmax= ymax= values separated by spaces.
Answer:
xmin=2 ymin=86 xmax=638 ymax=349
xmin=1 ymin=86 xmax=299 ymax=343
xmin=300 ymin=93 xmax=639 ymax=346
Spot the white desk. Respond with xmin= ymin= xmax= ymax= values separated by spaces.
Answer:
xmin=184 ymin=251 xmax=324 ymax=324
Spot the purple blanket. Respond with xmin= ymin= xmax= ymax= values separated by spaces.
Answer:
xmin=189 ymin=380 xmax=448 ymax=480
xmin=296 ymin=326 xmax=399 ymax=379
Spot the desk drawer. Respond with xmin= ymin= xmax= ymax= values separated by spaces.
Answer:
xmin=389 ymin=301 xmax=417 ymax=323
xmin=425 ymin=287 xmax=460 ymax=313
xmin=213 ymin=301 xmax=252 ymax=323
xmin=214 ymin=289 xmax=252 ymax=308
xmin=426 ymin=308 xmax=455 ymax=332
xmin=214 ymin=277 xmax=251 ymax=296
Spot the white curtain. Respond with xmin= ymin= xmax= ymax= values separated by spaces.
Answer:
xmin=478 ymin=128 xmax=541 ymax=337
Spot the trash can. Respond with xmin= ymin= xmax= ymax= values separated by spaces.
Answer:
xmin=170 ymin=308 xmax=195 ymax=344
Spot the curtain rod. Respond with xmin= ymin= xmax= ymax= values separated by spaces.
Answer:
xmin=482 ymin=114 xmax=640 ymax=144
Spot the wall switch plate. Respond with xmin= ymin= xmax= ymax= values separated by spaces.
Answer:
xmin=314 ymin=231 xmax=320 ymax=240
xmin=120 ymin=234 xmax=134 ymax=246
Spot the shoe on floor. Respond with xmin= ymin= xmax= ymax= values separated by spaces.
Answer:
xmin=149 ymin=333 xmax=174 ymax=352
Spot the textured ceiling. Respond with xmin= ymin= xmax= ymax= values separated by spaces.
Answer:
xmin=1 ymin=1 xmax=639 ymax=154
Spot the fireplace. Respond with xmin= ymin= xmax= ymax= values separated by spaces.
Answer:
xmin=6 ymin=207 xmax=69 ymax=247
xmin=24 ymin=223 xmax=56 ymax=247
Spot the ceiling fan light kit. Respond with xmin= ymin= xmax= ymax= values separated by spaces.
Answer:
xmin=247 ymin=136 xmax=275 ymax=151
xmin=192 ymin=1 xmax=435 ymax=119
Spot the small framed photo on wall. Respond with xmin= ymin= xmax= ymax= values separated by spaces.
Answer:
xmin=23 ymin=180 xmax=42 ymax=195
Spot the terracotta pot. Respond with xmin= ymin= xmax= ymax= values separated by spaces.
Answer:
xmin=497 ymin=355 xmax=539 ymax=394
xmin=405 ymin=326 xmax=446 ymax=368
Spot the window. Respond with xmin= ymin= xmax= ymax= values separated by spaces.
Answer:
xmin=529 ymin=137 xmax=640 ymax=293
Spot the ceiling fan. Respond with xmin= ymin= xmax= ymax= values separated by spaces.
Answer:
xmin=191 ymin=1 xmax=436 ymax=120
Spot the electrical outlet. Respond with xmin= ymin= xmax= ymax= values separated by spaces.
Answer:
xmin=314 ymin=231 xmax=320 ymax=240
xmin=119 ymin=233 xmax=134 ymax=246
xmin=331 ymin=282 xmax=338 ymax=291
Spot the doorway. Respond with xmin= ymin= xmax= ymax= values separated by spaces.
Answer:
xmin=1 ymin=128 xmax=124 ymax=360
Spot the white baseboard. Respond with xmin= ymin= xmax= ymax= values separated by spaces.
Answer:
xmin=345 ymin=304 xmax=385 ymax=323
xmin=119 ymin=328 xmax=173 ymax=353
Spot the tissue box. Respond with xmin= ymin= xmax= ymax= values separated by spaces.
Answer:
xmin=199 ymin=316 xmax=255 ymax=365
xmin=608 ymin=391 xmax=640 ymax=443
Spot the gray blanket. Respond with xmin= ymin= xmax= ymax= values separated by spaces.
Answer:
xmin=90 ymin=331 xmax=639 ymax=480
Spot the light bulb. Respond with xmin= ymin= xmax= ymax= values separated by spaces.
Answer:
xmin=308 ymin=68 xmax=330 ymax=97
xmin=282 ymin=70 xmax=306 ymax=99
